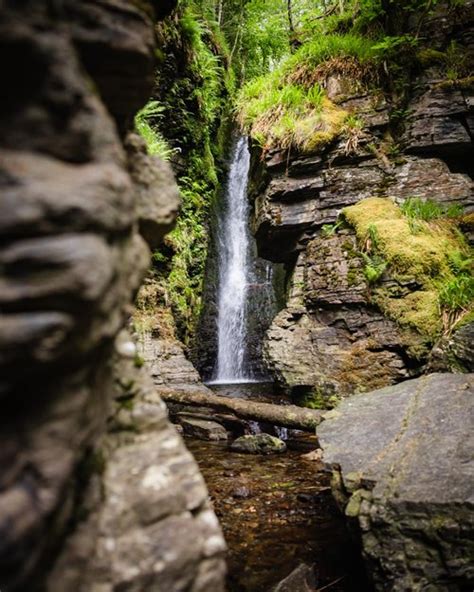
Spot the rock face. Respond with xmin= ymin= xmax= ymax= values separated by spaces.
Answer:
xmin=47 ymin=350 xmax=226 ymax=592
xmin=317 ymin=373 xmax=474 ymax=591
xmin=0 ymin=1 xmax=225 ymax=590
xmin=252 ymin=6 xmax=474 ymax=399
xmin=139 ymin=330 xmax=203 ymax=386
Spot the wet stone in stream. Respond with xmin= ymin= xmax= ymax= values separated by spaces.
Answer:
xmin=186 ymin=437 xmax=369 ymax=592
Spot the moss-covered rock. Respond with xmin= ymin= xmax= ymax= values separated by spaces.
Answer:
xmin=343 ymin=197 xmax=472 ymax=341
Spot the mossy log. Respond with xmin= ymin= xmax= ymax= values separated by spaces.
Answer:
xmin=157 ymin=386 xmax=324 ymax=431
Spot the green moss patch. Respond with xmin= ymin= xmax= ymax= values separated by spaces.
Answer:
xmin=342 ymin=197 xmax=473 ymax=340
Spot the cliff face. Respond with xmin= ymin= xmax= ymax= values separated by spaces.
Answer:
xmin=250 ymin=3 xmax=474 ymax=403
xmin=0 ymin=2 xmax=225 ymax=590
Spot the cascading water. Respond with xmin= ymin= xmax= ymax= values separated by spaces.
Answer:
xmin=213 ymin=136 xmax=252 ymax=382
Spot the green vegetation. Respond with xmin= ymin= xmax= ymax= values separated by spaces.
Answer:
xmin=236 ymin=74 xmax=348 ymax=151
xmin=135 ymin=101 xmax=175 ymax=160
xmin=361 ymin=252 xmax=388 ymax=284
xmin=142 ymin=2 xmax=236 ymax=344
xmin=293 ymin=386 xmax=340 ymax=410
xmin=418 ymin=40 xmax=470 ymax=81
xmin=235 ymin=30 xmax=381 ymax=151
xmin=321 ymin=221 xmax=344 ymax=237
xmin=343 ymin=197 xmax=473 ymax=340
xmin=234 ymin=0 xmax=471 ymax=152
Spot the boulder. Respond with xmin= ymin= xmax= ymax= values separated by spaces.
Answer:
xmin=177 ymin=416 xmax=229 ymax=441
xmin=230 ymin=434 xmax=287 ymax=454
xmin=317 ymin=373 xmax=474 ymax=591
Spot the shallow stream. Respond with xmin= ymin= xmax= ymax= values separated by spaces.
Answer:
xmin=186 ymin=384 xmax=369 ymax=592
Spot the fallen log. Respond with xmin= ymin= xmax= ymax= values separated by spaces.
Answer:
xmin=157 ymin=386 xmax=324 ymax=431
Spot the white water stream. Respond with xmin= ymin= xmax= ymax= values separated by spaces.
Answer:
xmin=213 ymin=137 xmax=252 ymax=383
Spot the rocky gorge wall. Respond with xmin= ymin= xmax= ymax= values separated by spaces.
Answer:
xmin=0 ymin=1 xmax=225 ymax=590
xmin=250 ymin=2 xmax=474 ymax=404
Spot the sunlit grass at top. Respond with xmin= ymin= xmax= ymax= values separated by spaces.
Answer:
xmin=236 ymin=33 xmax=379 ymax=152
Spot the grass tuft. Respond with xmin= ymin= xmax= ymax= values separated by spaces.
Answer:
xmin=236 ymin=33 xmax=382 ymax=152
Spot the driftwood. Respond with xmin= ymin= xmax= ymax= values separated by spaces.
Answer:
xmin=157 ymin=386 xmax=324 ymax=431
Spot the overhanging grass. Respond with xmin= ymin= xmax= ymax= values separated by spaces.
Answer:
xmin=236 ymin=76 xmax=348 ymax=151
xmin=236 ymin=33 xmax=380 ymax=152
xmin=284 ymin=33 xmax=377 ymax=75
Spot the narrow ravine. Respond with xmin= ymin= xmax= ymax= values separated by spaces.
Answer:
xmin=188 ymin=133 xmax=369 ymax=590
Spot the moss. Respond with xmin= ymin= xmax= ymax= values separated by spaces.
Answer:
xmin=374 ymin=288 xmax=442 ymax=337
xmin=436 ymin=75 xmax=474 ymax=90
xmin=133 ymin=354 xmax=145 ymax=369
xmin=293 ymin=386 xmax=340 ymax=410
xmin=342 ymin=197 xmax=471 ymax=340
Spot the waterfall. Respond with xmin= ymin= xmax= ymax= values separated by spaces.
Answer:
xmin=213 ymin=136 xmax=252 ymax=383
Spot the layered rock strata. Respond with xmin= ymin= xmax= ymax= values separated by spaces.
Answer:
xmin=252 ymin=6 xmax=474 ymax=400
xmin=0 ymin=1 xmax=225 ymax=590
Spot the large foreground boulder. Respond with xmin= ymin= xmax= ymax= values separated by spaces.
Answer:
xmin=318 ymin=373 xmax=474 ymax=592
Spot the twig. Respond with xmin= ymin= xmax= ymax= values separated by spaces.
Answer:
xmin=316 ymin=576 xmax=346 ymax=592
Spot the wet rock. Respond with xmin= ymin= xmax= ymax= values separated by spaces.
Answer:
xmin=230 ymin=434 xmax=287 ymax=455
xmin=178 ymin=416 xmax=229 ymax=441
xmin=271 ymin=563 xmax=316 ymax=592
xmin=318 ymin=373 xmax=474 ymax=591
